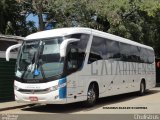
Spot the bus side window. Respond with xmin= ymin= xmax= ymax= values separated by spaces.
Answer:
xmin=147 ymin=50 xmax=155 ymax=64
xmin=120 ymin=43 xmax=131 ymax=61
xmin=104 ymin=40 xmax=120 ymax=60
xmin=88 ymin=36 xmax=104 ymax=64
xmin=66 ymin=42 xmax=85 ymax=75
xmin=129 ymin=45 xmax=140 ymax=62
xmin=140 ymin=48 xmax=148 ymax=63
xmin=66 ymin=33 xmax=90 ymax=66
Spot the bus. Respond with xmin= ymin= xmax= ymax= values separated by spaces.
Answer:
xmin=6 ymin=27 xmax=156 ymax=107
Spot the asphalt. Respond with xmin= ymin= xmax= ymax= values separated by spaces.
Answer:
xmin=0 ymin=86 xmax=160 ymax=113
xmin=0 ymin=101 xmax=33 ymax=111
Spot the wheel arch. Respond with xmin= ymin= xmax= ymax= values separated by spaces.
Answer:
xmin=88 ymin=81 xmax=99 ymax=98
xmin=141 ymin=78 xmax=146 ymax=89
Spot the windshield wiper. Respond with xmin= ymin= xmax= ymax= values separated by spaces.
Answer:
xmin=20 ymin=41 xmax=46 ymax=80
xmin=33 ymin=41 xmax=46 ymax=80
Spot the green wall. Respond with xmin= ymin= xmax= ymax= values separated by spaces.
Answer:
xmin=0 ymin=58 xmax=16 ymax=101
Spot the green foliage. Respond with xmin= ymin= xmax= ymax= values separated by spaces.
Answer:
xmin=19 ymin=0 xmax=47 ymax=31
xmin=0 ymin=0 xmax=160 ymax=57
xmin=106 ymin=0 xmax=160 ymax=57
xmin=31 ymin=0 xmax=160 ymax=57
xmin=0 ymin=0 xmax=37 ymax=36
xmin=46 ymin=0 xmax=110 ymax=31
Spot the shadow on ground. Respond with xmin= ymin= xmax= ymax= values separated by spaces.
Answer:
xmin=21 ymin=89 xmax=160 ymax=113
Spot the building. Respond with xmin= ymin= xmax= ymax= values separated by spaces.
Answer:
xmin=0 ymin=35 xmax=23 ymax=101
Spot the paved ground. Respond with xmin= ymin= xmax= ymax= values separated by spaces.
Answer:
xmin=0 ymin=87 xmax=160 ymax=114
xmin=0 ymin=101 xmax=32 ymax=111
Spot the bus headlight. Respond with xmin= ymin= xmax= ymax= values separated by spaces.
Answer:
xmin=48 ymin=85 xmax=58 ymax=92
xmin=14 ymin=85 xmax=20 ymax=91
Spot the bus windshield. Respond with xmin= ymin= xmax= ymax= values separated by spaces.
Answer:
xmin=16 ymin=37 xmax=64 ymax=80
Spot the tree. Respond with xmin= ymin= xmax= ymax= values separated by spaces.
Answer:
xmin=45 ymin=0 xmax=160 ymax=57
xmin=19 ymin=0 xmax=48 ymax=31
xmin=0 ymin=0 xmax=37 ymax=36
xmin=1 ymin=0 xmax=159 ymax=57
xmin=111 ymin=0 xmax=160 ymax=57
xmin=0 ymin=0 xmax=21 ymax=34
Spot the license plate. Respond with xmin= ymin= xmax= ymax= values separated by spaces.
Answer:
xmin=29 ymin=96 xmax=38 ymax=101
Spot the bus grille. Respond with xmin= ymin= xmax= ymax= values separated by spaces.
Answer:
xmin=17 ymin=88 xmax=49 ymax=94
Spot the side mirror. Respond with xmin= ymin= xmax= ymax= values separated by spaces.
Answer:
xmin=6 ymin=44 xmax=22 ymax=61
xmin=60 ymin=38 xmax=80 ymax=57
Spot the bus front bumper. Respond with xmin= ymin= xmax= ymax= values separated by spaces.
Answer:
xmin=15 ymin=90 xmax=67 ymax=104
xmin=14 ymin=80 xmax=67 ymax=104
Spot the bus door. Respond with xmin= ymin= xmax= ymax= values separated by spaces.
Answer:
xmin=65 ymin=46 xmax=78 ymax=99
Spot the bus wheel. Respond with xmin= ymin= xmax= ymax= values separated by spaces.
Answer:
xmin=139 ymin=81 xmax=145 ymax=96
xmin=85 ymin=83 xmax=97 ymax=107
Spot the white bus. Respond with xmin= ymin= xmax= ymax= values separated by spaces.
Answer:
xmin=6 ymin=27 xmax=156 ymax=106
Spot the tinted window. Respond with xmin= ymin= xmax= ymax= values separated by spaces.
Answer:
xmin=140 ymin=48 xmax=148 ymax=63
xmin=129 ymin=45 xmax=140 ymax=62
xmin=119 ymin=43 xmax=154 ymax=63
xmin=88 ymin=36 xmax=121 ymax=63
xmin=120 ymin=43 xmax=132 ymax=61
xmin=104 ymin=40 xmax=120 ymax=59
xmin=88 ymin=36 xmax=105 ymax=63
xmin=66 ymin=34 xmax=90 ymax=53
xmin=88 ymin=36 xmax=153 ymax=64
xmin=147 ymin=50 xmax=155 ymax=63
xmin=66 ymin=34 xmax=90 ymax=68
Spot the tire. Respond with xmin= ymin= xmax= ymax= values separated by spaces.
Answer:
xmin=139 ymin=81 xmax=145 ymax=96
xmin=85 ymin=83 xmax=98 ymax=107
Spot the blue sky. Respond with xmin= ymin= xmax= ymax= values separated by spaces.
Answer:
xmin=26 ymin=14 xmax=47 ymax=28
xmin=26 ymin=14 xmax=39 ymax=27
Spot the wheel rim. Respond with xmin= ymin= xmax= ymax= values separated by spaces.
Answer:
xmin=87 ymin=87 xmax=96 ymax=104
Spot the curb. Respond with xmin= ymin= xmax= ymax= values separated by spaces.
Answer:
xmin=0 ymin=104 xmax=34 ymax=111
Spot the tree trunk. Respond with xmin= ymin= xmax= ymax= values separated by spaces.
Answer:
xmin=37 ymin=1 xmax=44 ymax=31
xmin=38 ymin=11 xmax=44 ymax=31
xmin=33 ymin=0 xmax=44 ymax=31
